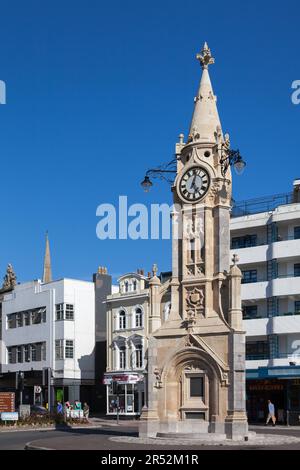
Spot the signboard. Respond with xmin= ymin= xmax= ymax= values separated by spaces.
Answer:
xmin=0 ymin=392 xmax=15 ymax=413
xmin=34 ymin=386 xmax=42 ymax=394
xmin=69 ymin=410 xmax=83 ymax=419
xmin=103 ymin=374 xmax=143 ymax=385
xmin=1 ymin=412 xmax=18 ymax=421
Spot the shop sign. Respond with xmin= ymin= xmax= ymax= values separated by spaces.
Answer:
xmin=1 ymin=412 xmax=18 ymax=421
xmin=103 ymin=374 xmax=143 ymax=385
xmin=0 ymin=393 xmax=15 ymax=413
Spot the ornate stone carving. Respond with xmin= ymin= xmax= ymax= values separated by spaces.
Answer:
xmin=187 ymin=125 xmax=200 ymax=143
xmin=2 ymin=264 xmax=17 ymax=290
xmin=186 ymin=287 xmax=204 ymax=310
xmin=196 ymin=42 xmax=215 ymax=70
xmin=153 ymin=368 xmax=163 ymax=388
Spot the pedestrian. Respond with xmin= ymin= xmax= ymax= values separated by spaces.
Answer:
xmin=74 ymin=400 xmax=82 ymax=410
xmin=57 ymin=401 xmax=63 ymax=414
xmin=83 ymin=402 xmax=90 ymax=420
xmin=266 ymin=399 xmax=276 ymax=426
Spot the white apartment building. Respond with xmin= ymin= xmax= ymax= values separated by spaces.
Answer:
xmin=0 ymin=278 xmax=95 ymax=408
xmin=230 ymin=179 xmax=300 ymax=424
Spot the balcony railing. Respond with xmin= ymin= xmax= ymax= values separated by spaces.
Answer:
xmin=231 ymin=192 xmax=294 ymax=218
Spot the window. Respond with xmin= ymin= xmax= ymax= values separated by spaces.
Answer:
xmin=41 ymin=307 xmax=46 ymax=323
xmin=24 ymin=312 xmax=30 ymax=326
xmin=55 ymin=340 xmax=63 ymax=360
xmin=135 ymin=308 xmax=143 ymax=328
xmin=124 ymin=281 xmax=129 ymax=293
xmin=41 ymin=342 xmax=46 ymax=361
xmin=231 ymin=234 xmax=257 ymax=249
xmin=7 ymin=315 xmax=14 ymax=329
xmin=242 ymin=270 xmax=257 ymax=284
xmin=242 ymin=305 xmax=258 ymax=319
xmin=17 ymin=346 xmax=22 ymax=363
xmin=31 ymin=344 xmax=37 ymax=361
xmin=16 ymin=313 xmax=23 ymax=327
xmin=294 ymin=264 xmax=300 ymax=277
xmin=56 ymin=304 xmax=64 ymax=321
xmin=135 ymin=344 xmax=143 ymax=368
xmin=65 ymin=304 xmax=74 ymax=320
xmin=7 ymin=347 xmax=12 ymax=364
xmin=119 ymin=346 xmax=126 ymax=369
xmin=24 ymin=345 xmax=30 ymax=362
xmin=190 ymin=377 xmax=204 ymax=398
xmin=65 ymin=340 xmax=74 ymax=359
xmin=246 ymin=341 xmax=269 ymax=360
xmin=294 ymin=227 xmax=300 ymax=240
xmin=295 ymin=301 xmax=300 ymax=314
xmin=31 ymin=309 xmax=41 ymax=325
xmin=119 ymin=310 xmax=126 ymax=330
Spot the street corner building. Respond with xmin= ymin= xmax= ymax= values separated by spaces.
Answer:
xmin=0 ymin=237 xmax=100 ymax=409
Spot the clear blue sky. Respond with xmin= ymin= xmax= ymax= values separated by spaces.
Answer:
xmin=0 ymin=0 xmax=299 ymax=284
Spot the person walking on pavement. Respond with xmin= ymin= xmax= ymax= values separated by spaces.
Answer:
xmin=266 ymin=399 xmax=276 ymax=426
xmin=83 ymin=402 xmax=90 ymax=420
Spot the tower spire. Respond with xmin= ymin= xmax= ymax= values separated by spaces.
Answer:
xmin=42 ymin=231 xmax=52 ymax=283
xmin=188 ymin=42 xmax=222 ymax=144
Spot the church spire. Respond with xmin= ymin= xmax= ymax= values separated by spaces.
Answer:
xmin=42 ymin=231 xmax=52 ymax=283
xmin=188 ymin=42 xmax=222 ymax=144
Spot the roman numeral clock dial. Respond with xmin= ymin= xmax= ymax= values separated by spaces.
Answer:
xmin=179 ymin=167 xmax=210 ymax=202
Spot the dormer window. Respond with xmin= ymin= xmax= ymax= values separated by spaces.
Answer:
xmin=125 ymin=281 xmax=129 ymax=293
xmin=133 ymin=280 xmax=137 ymax=291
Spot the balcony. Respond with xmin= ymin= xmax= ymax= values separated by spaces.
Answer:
xmin=244 ymin=313 xmax=300 ymax=336
xmin=241 ymin=275 xmax=300 ymax=300
xmin=230 ymin=237 xmax=300 ymax=264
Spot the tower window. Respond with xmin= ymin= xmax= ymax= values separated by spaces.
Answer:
xmin=190 ymin=376 xmax=204 ymax=398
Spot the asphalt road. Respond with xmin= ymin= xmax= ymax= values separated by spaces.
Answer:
xmin=1 ymin=425 xmax=300 ymax=450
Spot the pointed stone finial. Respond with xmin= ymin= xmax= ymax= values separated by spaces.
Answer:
xmin=2 ymin=264 xmax=17 ymax=290
xmin=196 ymin=42 xmax=215 ymax=70
xmin=43 ymin=231 xmax=52 ymax=283
xmin=152 ymin=263 xmax=158 ymax=277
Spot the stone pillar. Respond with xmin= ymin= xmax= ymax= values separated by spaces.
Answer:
xmin=148 ymin=265 xmax=161 ymax=334
xmin=226 ymin=254 xmax=248 ymax=439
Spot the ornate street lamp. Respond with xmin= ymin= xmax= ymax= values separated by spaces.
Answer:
xmin=140 ymin=157 xmax=177 ymax=192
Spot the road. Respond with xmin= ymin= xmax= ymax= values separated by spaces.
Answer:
xmin=1 ymin=425 xmax=300 ymax=450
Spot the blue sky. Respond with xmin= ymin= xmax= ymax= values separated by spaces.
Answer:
xmin=0 ymin=0 xmax=299 ymax=284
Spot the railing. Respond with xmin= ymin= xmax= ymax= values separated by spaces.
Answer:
xmin=231 ymin=192 xmax=294 ymax=218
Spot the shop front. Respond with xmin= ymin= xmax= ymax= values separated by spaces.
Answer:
xmin=246 ymin=366 xmax=300 ymax=424
xmin=103 ymin=373 xmax=145 ymax=416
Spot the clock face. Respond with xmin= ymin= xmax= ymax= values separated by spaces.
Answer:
xmin=179 ymin=167 xmax=210 ymax=202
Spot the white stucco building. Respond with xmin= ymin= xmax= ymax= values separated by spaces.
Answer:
xmin=104 ymin=270 xmax=171 ymax=416
xmin=230 ymin=178 xmax=300 ymax=423
xmin=0 ymin=278 xmax=95 ymax=408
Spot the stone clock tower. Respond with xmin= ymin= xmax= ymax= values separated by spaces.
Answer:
xmin=140 ymin=43 xmax=248 ymax=440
